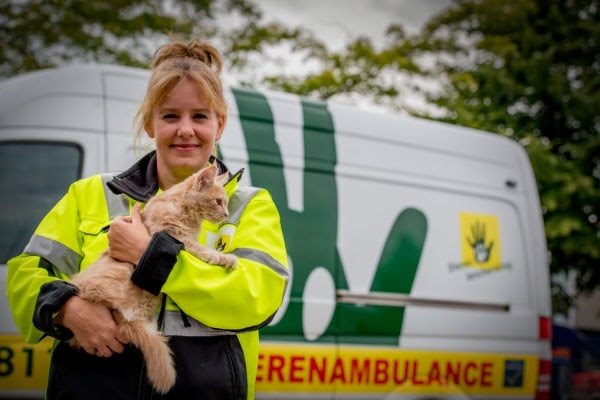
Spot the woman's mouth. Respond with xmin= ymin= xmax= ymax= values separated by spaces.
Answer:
xmin=171 ymin=144 xmax=200 ymax=151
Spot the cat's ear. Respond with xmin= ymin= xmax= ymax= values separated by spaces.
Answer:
xmin=194 ymin=164 xmax=217 ymax=188
xmin=215 ymin=172 xmax=229 ymax=186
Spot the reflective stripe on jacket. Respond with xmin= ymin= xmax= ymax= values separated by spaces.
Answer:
xmin=7 ymin=153 xmax=289 ymax=399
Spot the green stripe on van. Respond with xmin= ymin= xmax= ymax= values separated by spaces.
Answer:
xmin=231 ymin=88 xmax=287 ymax=207
xmin=232 ymin=88 xmax=426 ymax=345
xmin=233 ymin=89 xmax=339 ymax=342
xmin=334 ymin=208 xmax=427 ymax=345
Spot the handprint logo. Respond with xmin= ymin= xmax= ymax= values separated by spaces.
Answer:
xmin=467 ymin=220 xmax=494 ymax=263
xmin=460 ymin=212 xmax=502 ymax=269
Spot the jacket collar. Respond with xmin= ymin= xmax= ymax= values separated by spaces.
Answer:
xmin=106 ymin=150 xmax=240 ymax=202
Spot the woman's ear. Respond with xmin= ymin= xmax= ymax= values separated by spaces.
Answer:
xmin=145 ymin=121 xmax=155 ymax=139
xmin=215 ymin=114 xmax=225 ymax=142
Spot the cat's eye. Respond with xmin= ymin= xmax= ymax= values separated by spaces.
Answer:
xmin=215 ymin=199 xmax=223 ymax=206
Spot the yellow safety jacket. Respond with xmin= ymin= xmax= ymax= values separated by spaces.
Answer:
xmin=7 ymin=152 xmax=289 ymax=399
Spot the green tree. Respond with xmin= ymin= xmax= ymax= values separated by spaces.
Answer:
xmin=0 ymin=0 xmax=195 ymax=75
xmin=257 ymin=25 xmax=421 ymax=104
xmin=412 ymin=0 xmax=600 ymax=312
xmin=0 ymin=0 xmax=312 ymax=78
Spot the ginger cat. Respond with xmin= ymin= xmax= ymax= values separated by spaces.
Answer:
xmin=68 ymin=164 xmax=236 ymax=393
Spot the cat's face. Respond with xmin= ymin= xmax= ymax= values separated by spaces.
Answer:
xmin=183 ymin=165 xmax=230 ymax=223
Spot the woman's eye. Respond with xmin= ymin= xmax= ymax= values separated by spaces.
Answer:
xmin=194 ymin=113 xmax=207 ymax=120
xmin=162 ymin=113 xmax=178 ymax=120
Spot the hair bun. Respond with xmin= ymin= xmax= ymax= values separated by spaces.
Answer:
xmin=152 ymin=39 xmax=223 ymax=73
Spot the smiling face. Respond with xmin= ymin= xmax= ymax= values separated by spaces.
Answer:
xmin=148 ymin=78 xmax=225 ymax=189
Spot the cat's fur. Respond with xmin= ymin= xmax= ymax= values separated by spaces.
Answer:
xmin=68 ymin=164 xmax=236 ymax=393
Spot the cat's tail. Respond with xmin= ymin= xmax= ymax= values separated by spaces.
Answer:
xmin=120 ymin=320 xmax=176 ymax=394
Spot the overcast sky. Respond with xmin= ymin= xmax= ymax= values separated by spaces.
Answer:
xmin=221 ymin=1 xmax=454 ymax=114
xmin=253 ymin=0 xmax=452 ymax=49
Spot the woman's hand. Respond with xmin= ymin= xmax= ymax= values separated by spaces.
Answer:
xmin=56 ymin=296 xmax=126 ymax=357
xmin=108 ymin=203 xmax=151 ymax=265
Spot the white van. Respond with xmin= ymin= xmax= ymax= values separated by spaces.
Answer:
xmin=0 ymin=64 xmax=552 ymax=399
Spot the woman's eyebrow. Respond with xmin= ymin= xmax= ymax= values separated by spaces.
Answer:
xmin=158 ymin=107 xmax=211 ymax=113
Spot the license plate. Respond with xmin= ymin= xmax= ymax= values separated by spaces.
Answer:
xmin=0 ymin=335 xmax=52 ymax=394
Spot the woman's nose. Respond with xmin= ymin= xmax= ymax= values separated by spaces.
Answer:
xmin=177 ymin=117 xmax=194 ymax=137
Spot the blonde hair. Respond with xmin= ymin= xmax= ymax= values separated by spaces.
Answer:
xmin=135 ymin=39 xmax=228 ymax=146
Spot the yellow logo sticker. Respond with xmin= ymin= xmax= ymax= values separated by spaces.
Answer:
xmin=460 ymin=212 xmax=501 ymax=269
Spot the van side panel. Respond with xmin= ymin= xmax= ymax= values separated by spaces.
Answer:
xmin=0 ymin=66 xmax=550 ymax=400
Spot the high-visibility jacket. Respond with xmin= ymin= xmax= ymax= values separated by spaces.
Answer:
xmin=7 ymin=151 xmax=289 ymax=399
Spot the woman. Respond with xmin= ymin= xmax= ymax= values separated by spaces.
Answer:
xmin=7 ymin=39 xmax=289 ymax=400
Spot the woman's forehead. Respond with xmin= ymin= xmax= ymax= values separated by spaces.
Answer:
xmin=158 ymin=79 xmax=212 ymax=110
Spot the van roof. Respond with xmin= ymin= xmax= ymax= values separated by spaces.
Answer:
xmin=0 ymin=63 xmax=527 ymax=173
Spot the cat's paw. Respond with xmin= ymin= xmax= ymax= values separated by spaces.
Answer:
xmin=203 ymin=252 xmax=221 ymax=265
xmin=219 ymin=254 xmax=238 ymax=269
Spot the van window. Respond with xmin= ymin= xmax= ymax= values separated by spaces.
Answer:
xmin=0 ymin=142 xmax=81 ymax=263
